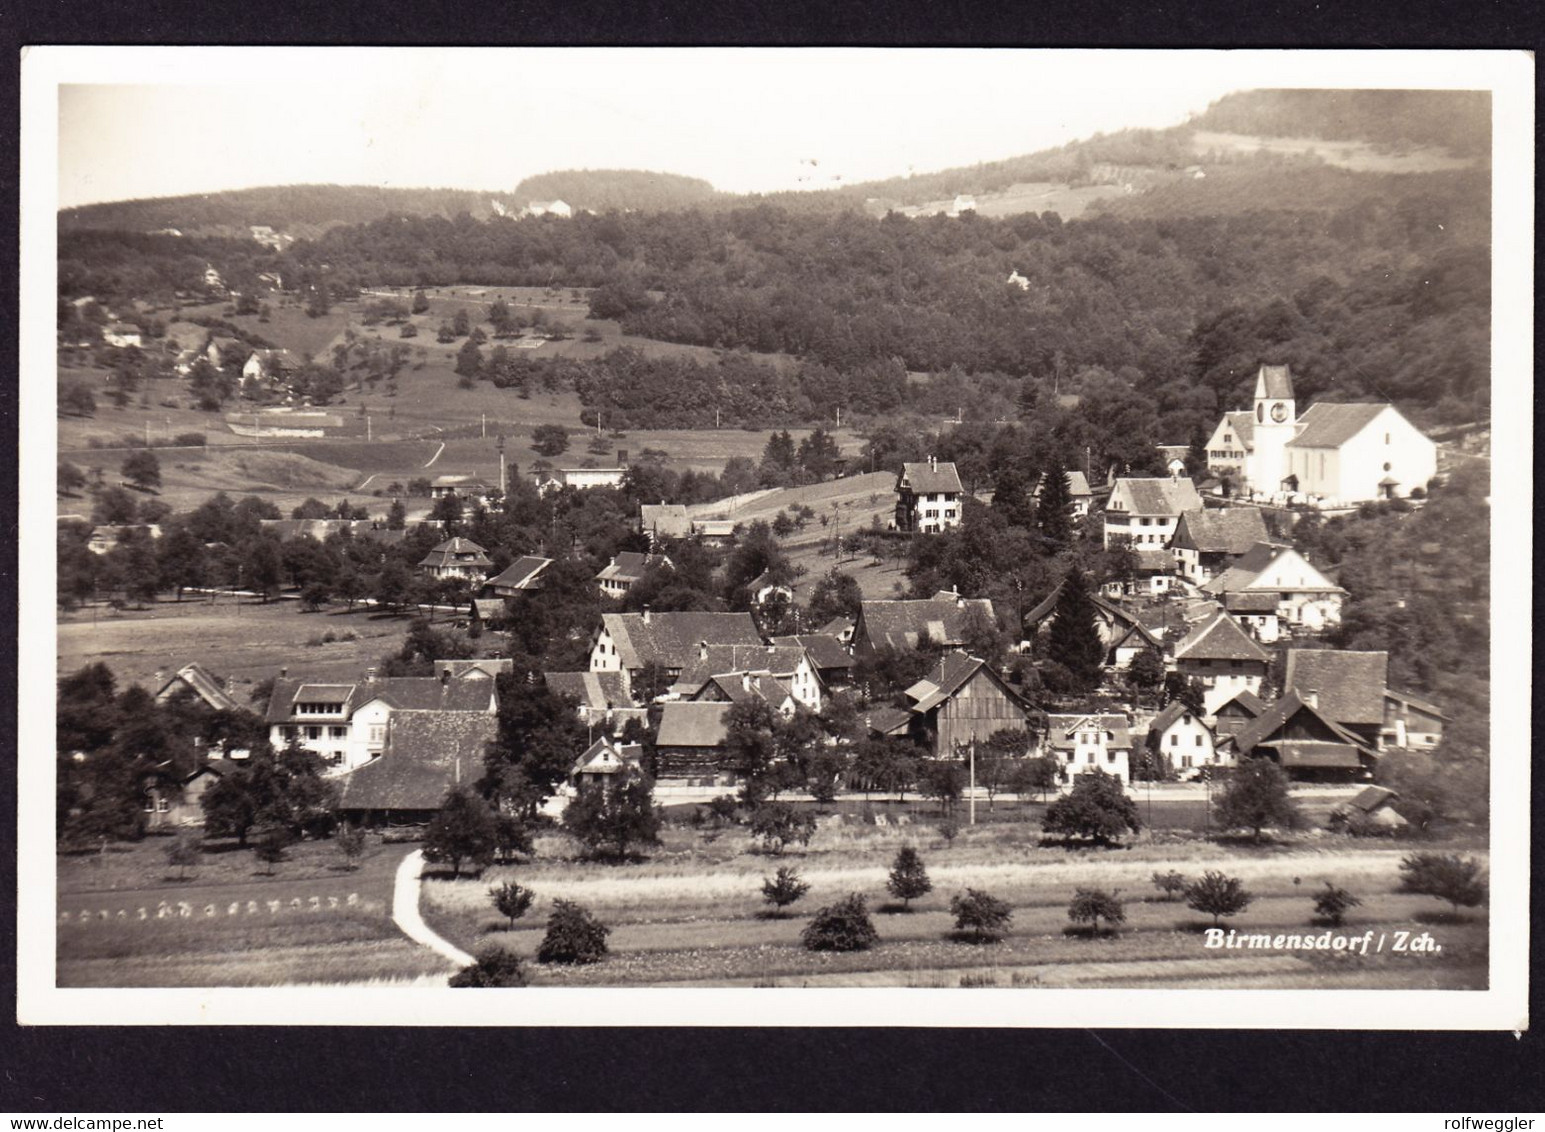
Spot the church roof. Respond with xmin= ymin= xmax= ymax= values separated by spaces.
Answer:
xmin=1254 ymin=364 xmax=1295 ymax=401
xmin=1287 ymin=402 xmax=1390 ymax=449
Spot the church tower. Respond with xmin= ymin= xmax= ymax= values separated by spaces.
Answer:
xmin=1248 ymin=364 xmax=1296 ymax=493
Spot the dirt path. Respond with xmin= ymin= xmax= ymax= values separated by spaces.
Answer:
xmin=392 ymin=850 xmax=473 ymax=969
xmin=423 ymin=441 xmax=446 ymax=468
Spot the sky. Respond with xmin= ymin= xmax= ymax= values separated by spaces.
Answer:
xmin=50 ymin=49 xmax=1282 ymax=208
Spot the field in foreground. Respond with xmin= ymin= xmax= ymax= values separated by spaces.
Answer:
xmin=421 ymin=821 xmax=1489 ymax=990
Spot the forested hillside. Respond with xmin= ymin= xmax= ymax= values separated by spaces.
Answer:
xmin=1188 ymin=89 xmax=1491 ymax=157
xmin=512 ymin=169 xmax=720 ymax=212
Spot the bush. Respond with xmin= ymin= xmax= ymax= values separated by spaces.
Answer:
xmin=950 ymin=888 xmax=1013 ymax=943
xmin=886 ymin=846 xmax=932 ymax=909
xmin=251 ymin=823 xmax=292 ymax=875
xmin=1184 ymin=870 xmax=1253 ymax=927
xmin=490 ymin=880 xmax=536 ymax=929
xmin=449 ymin=948 xmax=529 ymax=987
xmin=163 ymin=833 xmax=200 ymax=880
xmin=749 ymin=802 xmax=817 ymax=855
xmin=1311 ymin=881 xmax=1362 ymax=927
xmin=536 ymin=899 xmax=610 ymax=965
xmin=760 ymin=865 xmax=811 ymax=915
xmin=1151 ymin=870 xmax=1188 ymax=901
xmin=801 ymin=893 xmax=879 ymax=952
xmin=1067 ymin=887 xmax=1126 ymax=935
xmin=335 ymin=824 xmax=367 ymax=870
xmin=1398 ymin=852 xmax=1487 ymax=914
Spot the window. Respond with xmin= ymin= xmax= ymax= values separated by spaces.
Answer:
xmin=1195 ymin=734 xmax=1204 ymax=746
xmin=329 ymin=726 xmax=348 ymax=740
xmin=1383 ymin=462 xmax=1392 ymax=472
xmin=1170 ymin=734 xmax=1179 ymax=747
xmin=305 ymin=726 xmax=322 ymax=741
xmin=1385 ymin=433 xmax=1390 ymax=445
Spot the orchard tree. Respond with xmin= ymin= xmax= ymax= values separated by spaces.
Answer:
xmin=532 ymin=424 xmax=571 ymax=457
xmin=1214 ymin=758 xmax=1301 ymax=842
xmin=449 ymin=948 xmax=529 ymax=987
xmin=1312 ymin=881 xmax=1362 ymax=927
xmin=163 ymin=833 xmax=201 ymax=881
xmin=335 ymin=823 xmax=367 ymax=871
xmin=886 ymin=846 xmax=932 ymax=909
xmin=411 ymin=289 xmax=429 ymax=314
xmin=423 ymin=787 xmax=499 ymax=878
xmin=490 ymin=881 xmax=536 ymax=930
xmin=1185 ymin=870 xmax=1254 ymax=928
xmin=1398 ymin=853 xmax=1487 ymax=915
xmin=562 ymin=774 xmax=662 ymax=860
xmin=58 ymin=462 xmax=87 ymax=495
xmin=950 ymin=888 xmax=1013 ymax=943
xmin=1042 ymin=770 xmax=1140 ymax=845
xmin=1067 ymin=887 xmax=1127 ymax=936
xmin=1151 ymin=870 xmax=1188 ymax=902
xmin=537 ymin=899 xmax=610 ymax=964
xmin=801 ymin=893 xmax=878 ymax=952
xmin=121 ymin=449 xmax=161 ymax=492
xmin=760 ymin=865 xmax=811 ymax=916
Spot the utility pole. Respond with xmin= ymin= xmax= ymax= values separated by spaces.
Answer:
xmin=496 ymin=434 xmax=507 ymax=496
xmin=481 ymin=411 xmax=486 ymax=439
xmin=366 ymin=415 xmax=372 ymax=442
xmin=969 ymin=739 xmax=977 ymax=826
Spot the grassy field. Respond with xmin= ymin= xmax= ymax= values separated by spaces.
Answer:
xmin=57 ymin=597 xmax=417 ymax=692
xmin=55 ymin=834 xmax=449 ymax=987
xmin=420 ymin=822 xmax=1489 ymax=989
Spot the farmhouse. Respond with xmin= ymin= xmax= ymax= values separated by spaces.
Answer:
xmin=536 ymin=466 xmax=628 ymax=494
xmin=1382 ymin=688 xmax=1447 ymax=751
xmin=1212 ymin=689 xmax=1267 ymax=741
xmin=1283 ymin=649 xmax=1390 ymax=750
xmin=898 ymin=652 xmax=1031 ymax=759
xmin=87 ymin=524 xmax=162 ymax=555
xmin=418 ymin=536 xmax=493 ymax=581
xmin=1230 ymin=691 xmax=1379 ymax=782
xmin=337 ymin=709 xmax=499 ymax=825
xmin=543 ymin=670 xmax=645 ymax=734
xmin=746 ymin=568 xmax=795 ymax=610
xmin=640 ymin=503 xmax=691 ymax=546
xmin=595 ymin=551 xmax=669 ymax=598
xmin=673 ymin=643 xmax=823 ymax=711
xmin=689 ymin=671 xmax=800 ymax=717
xmin=691 ymin=519 xmax=738 ymax=545
xmin=484 ymin=554 xmax=552 ymax=596
xmin=654 ymin=701 xmax=734 ymax=782
xmin=1042 ymin=714 xmax=1134 ymax=785
xmin=433 ymin=659 xmax=511 ymax=681
xmin=1202 ymin=542 xmax=1346 ymax=631
xmin=851 ymin=593 xmax=996 ymax=660
xmin=1102 ymin=476 xmax=1202 ymax=550
xmin=1023 ymin=584 xmax=1157 ymax=667
xmin=1331 ymin=785 xmax=1407 ymax=831
xmin=430 ymin=474 xmax=494 ymax=502
xmin=153 ymin=663 xmax=240 ymax=713
xmin=1170 ymin=508 xmax=1271 ymax=584
xmin=769 ymin=633 xmax=855 ymax=687
xmin=1032 ymin=470 xmax=1096 ymax=518
xmin=102 ymin=323 xmax=143 ymax=348
xmin=1143 ymin=701 xmax=1227 ymax=778
xmin=144 ymin=763 xmax=227 ymax=830
xmin=241 ymin=349 xmax=298 ymax=388
xmin=589 ymin=610 xmax=764 ymax=696
xmin=1172 ymin=610 xmax=1271 ymax=715
xmin=895 ymin=458 xmax=964 ymax=533
xmin=571 ymin=738 xmax=646 ymax=787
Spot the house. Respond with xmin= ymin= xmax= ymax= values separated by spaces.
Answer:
xmin=1382 ymin=688 xmax=1447 ymax=751
xmin=690 ymin=671 xmax=800 ymax=718
xmin=746 ymin=568 xmax=795 ymax=609
xmin=264 ymin=674 xmax=497 ymax=773
xmin=1230 ymin=691 xmax=1379 ymax=782
xmin=418 ymin=537 xmax=494 ymax=581
xmin=672 ymin=643 xmax=823 ymax=712
xmin=430 ymin=474 xmax=493 ymax=502
xmin=153 ymin=663 xmax=240 ymax=713
xmin=897 ymin=652 xmax=1031 ymax=759
xmin=948 ymin=194 xmax=977 ymax=217
xmin=337 ymin=709 xmax=499 ymax=825
xmin=1022 ymin=584 xmax=1156 ymax=667
xmin=595 ymin=552 xmax=669 ymax=598
xmin=536 ymin=467 xmax=627 ymax=494
xmin=544 ymin=671 xmax=645 ymax=734
xmin=895 ymin=458 xmax=964 ymax=533
xmin=1283 ymin=649 xmax=1389 ymax=750
xmin=102 ymin=323 xmax=143 ymax=348
xmin=654 ymin=701 xmax=735 ymax=782
xmin=1213 ymin=689 xmax=1267 ymax=742
xmin=1042 ymin=714 xmax=1134 ymax=785
xmin=817 ymin=616 xmax=855 ymax=645
xmin=469 ymin=598 xmax=512 ymax=631
xmin=484 ymin=555 xmax=552 ymax=597
xmin=1156 ymin=445 xmax=1191 ymax=478
xmin=1104 ymin=548 xmax=1178 ymax=597
xmin=769 ymin=633 xmax=855 ymax=688
xmin=527 ymin=199 xmax=573 ymax=218
xmin=589 ymin=610 xmax=764 ymax=697
xmin=144 ymin=763 xmax=227 ymax=830
xmin=1170 ymin=508 xmax=1271 ymax=585
xmin=1143 ymin=701 xmax=1227 ymax=779
xmin=203 ymin=264 xmax=225 ymax=290
xmin=1219 ymin=590 xmax=1283 ymax=644
xmin=1032 ymin=470 xmax=1095 ymax=519
xmin=1103 ymin=476 xmax=1202 ymax=552
xmin=691 ymin=519 xmax=738 ymax=545
xmin=1202 ymin=542 xmax=1346 ymax=632
xmin=640 ymin=503 xmax=692 ymax=546
xmin=87 ymin=524 xmax=162 ymax=555
xmin=850 ymin=593 xmax=995 ymax=660
xmin=571 ymin=738 xmax=646 ymax=787
xmin=1205 ymin=364 xmax=1436 ymax=503
xmin=241 ymin=349 xmax=298 ymax=388
xmin=433 ymin=658 xmax=512 ymax=682
xmin=1171 ymin=610 xmax=1272 ymax=715
xmin=206 ymin=336 xmax=243 ymax=369
xmin=1331 ymin=785 xmax=1408 ymax=831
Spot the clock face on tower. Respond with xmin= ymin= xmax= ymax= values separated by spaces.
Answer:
xmin=1270 ymin=402 xmax=1288 ymax=423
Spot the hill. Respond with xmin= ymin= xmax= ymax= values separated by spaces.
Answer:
xmin=511 ymin=169 xmax=720 ymax=212
xmin=1188 ymin=89 xmax=1491 ymax=159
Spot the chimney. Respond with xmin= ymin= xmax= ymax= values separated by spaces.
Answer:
xmin=279 ymin=667 xmax=288 ymax=679
xmin=698 ymin=640 xmax=709 ymax=662
xmin=364 ymin=667 xmax=376 ymax=681
xmin=742 ymin=671 xmax=753 ymax=693
xmin=642 ymin=606 xmax=651 ymax=624
xmin=1303 ymin=691 xmax=1318 ymax=709
xmin=441 ymin=668 xmax=452 ymax=685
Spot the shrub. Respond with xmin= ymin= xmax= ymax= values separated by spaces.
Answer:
xmin=251 ymin=823 xmax=292 ymax=875
xmin=163 ymin=833 xmax=200 ymax=880
xmin=886 ymin=846 xmax=932 ymax=910
xmin=1151 ymin=870 xmax=1188 ymax=901
xmin=761 ymin=866 xmax=811 ymax=915
xmin=801 ymin=893 xmax=879 ymax=952
xmin=1068 ymin=887 xmax=1126 ymax=935
xmin=749 ymin=802 xmax=817 ymax=854
xmin=1311 ymin=881 xmax=1362 ymax=927
xmin=950 ymin=888 xmax=1013 ymax=943
xmin=537 ymin=899 xmax=610 ymax=965
xmin=490 ymin=881 xmax=536 ymax=929
xmin=1184 ymin=870 xmax=1253 ymax=927
xmin=1398 ymin=852 xmax=1487 ymax=914
xmin=935 ymin=817 xmax=960 ymax=847
xmin=449 ymin=948 xmax=529 ymax=987
xmin=335 ymin=824 xmax=367 ymax=870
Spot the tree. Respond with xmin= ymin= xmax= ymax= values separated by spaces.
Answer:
xmin=761 ymin=865 xmax=811 ymax=916
xmin=1009 ymin=755 xmax=1059 ymax=804
xmin=163 ymin=833 xmax=200 ymax=881
xmin=1128 ymin=648 xmax=1165 ymax=706
xmin=1214 ymin=758 xmax=1301 ymax=842
xmin=749 ymin=802 xmax=818 ymax=854
xmin=1067 ymin=887 xmax=1126 ymax=935
xmin=60 ymin=383 xmax=97 ymax=417
xmin=93 ymin=485 xmax=138 ymax=525
xmin=1042 ymin=770 xmax=1140 ymax=845
xmin=562 ymin=774 xmax=662 ymax=859
xmin=886 ymin=846 xmax=932 ymax=909
xmin=386 ymin=498 xmax=407 ymax=530
xmin=801 ymin=893 xmax=879 ymax=952
xmin=251 ymin=822 xmax=292 ymax=875
xmin=58 ymin=462 xmax=87 ymax=495
xmin=490 ymin=881 xmax=537 ymax=929
xmin=1045 ymin=566 xmax=1104 ymax=691
xmin=532 ymin=424 xmax=570 ymax=457
xmin=455 ymin=339 xmax=483 ymax=380
xmin=1312 ymin=881 xmax=1362 ymax=927
xmin=1151 ymin=870 xmax=1188 ymax=902
xmin=452 ymin=308 xmax=471 ymax=337
xmin=1398 ymin=853 xmax=1487 ymax=914
xmin=449 ymin=948 xmax=529 ymax=987
xmin=806 ymin=569 xmax=863 ymax=627
xmin=156 ymin=526 xmax=208 ymax=600
xmin=1035 ymin=461 xmax=1075 ymax=549
xmin=411 ymin=289 xmax=430 ymax=314
xmin=422 ymin=788 xmax=499 ymax=878
xmin=1185 ymin=870 xmax=1254 ymax=927
xmin=950 ymin=888 xmax=1013 ymax=943
xmin=537 ymin=899 xmax=610 ymax=964
xmin=336 ymin=823 xmax=367 ymax=871
xmin=1162 ymin=672 xmax=1207 ymax=717
xmin=918 ymin=758 xmax=966 ymax=813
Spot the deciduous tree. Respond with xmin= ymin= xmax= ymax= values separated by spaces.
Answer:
xmin=886 ymin=846 xmax=932 ymax=909
xmin=1185 ymin=870 xmax=1253 ymax=927
xmin=1042 ymin=770 xmax=1140 ymax=845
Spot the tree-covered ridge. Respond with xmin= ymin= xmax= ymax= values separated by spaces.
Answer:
xmin=1188 ymin=89 xmax=1492 ymax=158
xmin=512 ymin=169 xmax=720 ymax=212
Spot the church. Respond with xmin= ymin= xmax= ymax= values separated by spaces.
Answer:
xmin=1204 ymin=365 xmax=1437 ymax=505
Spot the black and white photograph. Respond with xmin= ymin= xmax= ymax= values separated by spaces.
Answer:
xmin=17 ymin=46 xmax=1532 ymax=1028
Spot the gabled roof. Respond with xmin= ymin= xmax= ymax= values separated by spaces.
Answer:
xmin=863 ymin=706 xmax=914 ymax=736
xmin=485 ymin=555 xmax=551 ymax=592
xmin=418 ymin=537 xmax=493 ymax=569
xmin=769 ymin=634 xmax=854 ymax=672
xmin=1254 ymin=363 xmax=1295 ymax=401
xmin=1384 ymin=687 xmax=1447 ymax=721
xmin=1231 ymin=691 xmax=1373 ymax=757
xmin=338 ymin=710 xmax=497 ymax=812
xmin=700 ymin=672 xmax=796 ymax=708
xmin=265 ymin=676 xmax=496 ymax=724
xmin=1284 ymin=649 xmax=1388 ymax=726
xmin=1174 ymin=611 xmax=1271 ymax=664
xmin=1107 ymin=477 xmax=1202 ymax=517
xmin=1286 ymin=402 xmax=1391 ymax=450
xmin=1347 ymin=785 xmax=1400 ymax=813
xmin=1222 ymin=591 xmax=1280 ymax=614
xmin=1202 ymin=542 xmax=1341 ymax=596
xmin=1220 ymin=410 xmax=1255 ymax=452
xmin=905 ymin=652 xmax=981 ymax=711
xmin=899 ymin=461 xmax=964 ymax=494
xmin=596 ymin=551 xmax=666 ymax=584
xmin=154 ymin=663 xmax=240 ymax=713
xmin=1215 ymin=689 xmax=1267 ymax=718
xmin=655 ymin=701 xmax=733 ymax=748
xmin=640 ymin=503 xmax=692 ymax=539
xmin=817 ymin=616 xmax=855 ymax=640
xmin=1148 ymin=700 xmax=1209 ymax=737
xmin=1044 ymin=713 xmax=1133 ymax=751
xmin=856 ymin=597 xmax=995 ymax=653
xmin=1132 ymin=549 xmax=1173 ymax=573
xmin=1172 ymin=508 xmax=1270 ymax=555
xmin=433 ymin=659 xmax=512 ymax=681
xmin=543 ymin=670 xmax=634 ymax=710
xmin=674 ymin=644 xmax=809 ymax=693
xmin=599 ymin=611 xmax=763 ymax=672
xmin=572 ymin=738 xmax=644 ymax=777
xmin=1032 ymin=471 xmax=1093 ymax=498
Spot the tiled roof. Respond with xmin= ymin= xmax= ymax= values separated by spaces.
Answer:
xmin=640 ymin=503 xmax=691 ymax=539
xmin=264 ymin=676 xmax=495 ymax=724
xmin=600 ymin=612 xmax=764 ymax=672
xmin=1222 ymin=410 xmax=1255 ymax=452
xmin=1202 ymin=543 xmax=1340 ymax=596
xmin=1287 ymin=402 xmax=1390 ymax=450
xmin=338 ymin=710 xmax=497 ymax=812
xmin=769 ymin=634 xmax=854 ymax=672
xmin=1044 ymin=714 xmax=1133 ymax=751
xmin=1231 ymin=691 xmax=1371 ymax=757
xmin=905 ymin=652 xmax=984 ymax=713
xmin=572 ymin=739 xmax=644 ymax=777
xmin=1255 ymin=363 xmax=1295 ymax=401
xmin=155 ymin=663 xmax=240 ymax=713
xmin=863 ymin=706 xmax=914 ymax=736
xmin=856 ymin=597 xmax=995 ymax=653
xmin=1215 ymin=689 xmax=1267 ymax=718
xmin=817 ymin=616 xmax=854 ymax=639
xmin=1174 ymin=612 xmax=1271 ymax=663
xmin=1284 ymin=649 xmax=1388 ymax=726
xmin=596 ymin=551 xmax=665 ymax=583
xmin=1173 ymin=508 xmax=1269 ymax=555
xmin=655 ymin=702 xmax=733 ymax=748
xmin=433 ymin=659 xmax=511 ymax=681
xmin=899 ymin=461 xmax=964 ymax=494
xmin=418 ymin=537 xmax=492 ymax=570
xmin=1348 ymin=785 xmax=1399 ymax=813
xmin=1385 ymin=688 xmax=1447 ymax=720
xmin=1272 ymin=741 xmax=1368 ymax=769
xmin=485 ymin=555 xmax=551 ymax=592
xmin=674 ymin=644 xmax=808 ymax=692
xmin=1133 ymin=549 xmax=1173 ymax=572
xmin=701 ymin=673 xmax=796 ymax=706
xmin=1108 ymin=477 xmax=1202 ymax=517
xmin=1148 ymin=700 xmax=1204 ymax=736
xmin=543 ymin=670 xmax=634 ymax=710
xmin=1223 ymin=591 xmax=1280 ymax=613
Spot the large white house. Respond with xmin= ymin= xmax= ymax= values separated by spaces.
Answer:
xmin=1201 ymin=542 xmax=1346 ymax=632
xmin=1102 ymin=476 xmax=1202 ymax=550
xmin=895 ymin=459 xmax=964 ymax=533
xmin=1205 ymin=364 xmax=1436 ymax=503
